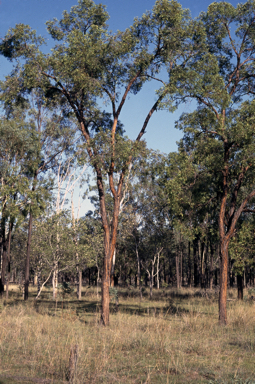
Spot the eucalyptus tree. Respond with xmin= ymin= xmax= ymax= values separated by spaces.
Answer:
xmin=168 ymin=1 xmax=255 ymax=324
xmin=0 ymin=0 xmax=201 ymax=324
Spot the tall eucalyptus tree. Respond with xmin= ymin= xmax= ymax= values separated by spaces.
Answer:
xmin=173 ymin=1 xmax=255 ymax=324
xmin=0 ymin=0 xmax=201 ymax=324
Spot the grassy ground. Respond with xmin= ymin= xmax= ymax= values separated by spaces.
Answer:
xmin=0 ymin=285 xmax=255 ymax=384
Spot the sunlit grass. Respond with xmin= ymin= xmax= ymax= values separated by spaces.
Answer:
xmin=0 ymin=285 xmax=255 ymax=383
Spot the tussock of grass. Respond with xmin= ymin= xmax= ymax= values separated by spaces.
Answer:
xmin=0 ymin=286 xmax=255 ymax=383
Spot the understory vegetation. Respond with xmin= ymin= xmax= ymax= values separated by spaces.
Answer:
xmin=0 ymin=285 xmax=255 ymax=384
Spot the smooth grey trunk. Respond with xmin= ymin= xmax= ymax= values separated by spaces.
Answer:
xmin=156 ymin=250 xmax=160 ymax=289
xmin=146 ymin=257 xmax=156 ymax=300
xmin=77 ymin=269 xmax=82 ymax=300
xmin=52 ymin=266 xmax=58 ymax=300
xmin=35 ymin=269 xmax=53 ymax=300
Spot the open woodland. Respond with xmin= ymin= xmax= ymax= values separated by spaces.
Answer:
xmin=0 ymin=0 xmax=255 ymax=382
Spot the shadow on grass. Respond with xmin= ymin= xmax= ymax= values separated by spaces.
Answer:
xmin=3 ymin=295 xmax=191 ymax=320
xmin=3 ymin=285 xmax=217 ymax=320
xmin=115 ymin=302 xmax=191 ymax=317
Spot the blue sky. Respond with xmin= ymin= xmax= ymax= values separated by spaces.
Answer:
xmin=0 ymin=0 xmax=240 ymax=154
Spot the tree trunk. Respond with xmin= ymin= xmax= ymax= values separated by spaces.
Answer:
xmin=193 ymin=238 xmax=199 ymax=287
xmin=200 ymin=242 xmax=205 ymax=289
xmin=156 ymin=250 xmax=160 ymax=290
xmin=237 ymin=274 xmax=243 ymax=300
xmin=37 ymin=270 xmax=41 ymax=295
xmin=219 ymin=239 xmax=229 ymax=325
xmin=0 ymin=240 xmax=7 ymax=298
xmin=209 ymin=243 xmax=214 ymax=290
xmin=24 ymin=210 xmax=33 ymax=300
xmin=5 ymin=223 xmax=13 ymax=300
xmin=101 ymin=250 xmax=110 ymax=325
xmin=77 ymin=270 xmax=82 ymax=300
xmin=52 ymin=265 xmax=58 ymax=300
xmin=0 ymin=215 xmax=7 ymax=298
xmin=180 ymin=244 xmax=183 ymax=287
xmin=188 ymin=241 xmax=192 ymax=287
xmin=176 ymin=250 xmax=180 ymax=289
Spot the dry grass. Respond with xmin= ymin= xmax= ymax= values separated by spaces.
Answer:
xmin=0 ymin=285 xmax=255 ymax=383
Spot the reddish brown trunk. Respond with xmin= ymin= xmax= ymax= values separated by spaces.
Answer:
xmin=101 ymin=236 xmax=116 ymax=324
xmin=100 ymin=178 xmax=120 ymax=325
xmin=219 ymin=239 xmax=229 ymax=325
xmin=101 ymin=235 xmax=111 ymax=325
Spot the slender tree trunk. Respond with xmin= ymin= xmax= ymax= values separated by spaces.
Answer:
xmin=193 ymin=238 xmax=199 ymax=287
xmin=101 ymin=248 xmax=111 ymax=325
xmin=71 ymin=190 xmax=82 ymax=300
xmin=176 ymin=249 xmax=180 ymax=289
xmin=150 ymin=263 xmax=154 ymax=300
xmin=180 ymin=244 xmax=183 ymax=287
xmin=52 ymin=269 xmax=56 ymax=300
xmin=77 ymin=270 xmax=82 ymax=300
xmin=219 ymin=238 xmax=229 ymax=325
xmin=209 ymin=242 xmax=214 ymax=290
xmin=200 ymin=242 xmax=205 ymax=289
xmin=156 ymin=250 xmax=160 ymax=290
xmin=37 ymin=270 xmax=41 ymax=295
xmin=0 ymin=215 xmax=7 ymax=298
xmin=188 ymin=241 xmax=192 ymax=288
xmin=24 ymin=210 xmax=33 ymax=300
xmin=146 ymin=271 xmax=152 ymax=299
xmin=52 ymin=263 xmax=58 ymax=300
xmin=0 ymin=242 xmax=7 ymax=298
xmin=5 ymin=222 xmax=13 ymax=300
xmin=237 ymin=274 xmax=243 ymax=300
